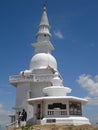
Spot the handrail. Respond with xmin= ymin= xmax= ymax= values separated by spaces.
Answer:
xmin=48 ymin=110 xmax=67 ymax=116
xmin=9 ymin=74 xmax=54 ymax=83
xmin=6 ymin=120 xmax=18 ymax=129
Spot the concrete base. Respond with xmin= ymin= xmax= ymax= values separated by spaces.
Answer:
xmin=41 ymin=117 xmax=90 ymax=126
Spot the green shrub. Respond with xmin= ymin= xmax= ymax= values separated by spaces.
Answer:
xmin=21 ymin=125 xmax=33 ymax=130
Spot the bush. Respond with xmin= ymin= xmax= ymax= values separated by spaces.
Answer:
xmin=21 ymin=125 xmax=33 ymax=130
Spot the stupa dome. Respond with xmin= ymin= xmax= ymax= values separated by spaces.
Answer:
xmin=29 ymin=53 xmax=57 ymax=70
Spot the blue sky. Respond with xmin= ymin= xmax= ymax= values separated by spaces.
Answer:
xmin=0 ymin=0 xmax=98 ymax=128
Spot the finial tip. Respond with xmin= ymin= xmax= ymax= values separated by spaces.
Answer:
xmin=44 ymin=0 xmax=47 ymax=7
xmin=43 ymin=0 xmax=47 ymax=11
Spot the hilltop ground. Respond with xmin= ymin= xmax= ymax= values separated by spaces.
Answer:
xmin=8 ymin=124 xmax=98 ymax=130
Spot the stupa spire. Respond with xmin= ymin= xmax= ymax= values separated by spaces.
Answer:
xmin=36 ymin=4 xmax=51 ymax=42
xmin=39 ymin=3 xmax=49 ymax=26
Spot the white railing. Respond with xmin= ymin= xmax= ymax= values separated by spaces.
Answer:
xmin=47 ymin=110 xmax=67 ymax=116
xmin=9 ymin=74 xmax=54 ymax=83
xmin=6 ymin=120 xmax=27 ymax=130
xmin=6 ymin=120 xmax=18 ymax=130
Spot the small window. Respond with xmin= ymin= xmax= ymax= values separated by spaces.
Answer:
xmin=47 ymin=119 xmax=56 ymax=123
xmin=48 ymin=103 xmax=66 ymax=109
xmin=44 ymin=34 xmax=46 ymax=37
xmin=29 ymin=91 xmax=32 ymax=98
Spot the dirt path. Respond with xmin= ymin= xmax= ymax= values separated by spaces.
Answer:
xmin=8 ymin=124 xmax=98 ymax=130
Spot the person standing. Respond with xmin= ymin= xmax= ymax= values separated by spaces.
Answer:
xmin=21 ymin=109 xmax=27 ymax=126
xmin=17 ymin=111 xmax=22 ymax=127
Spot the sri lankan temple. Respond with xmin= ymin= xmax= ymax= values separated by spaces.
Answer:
xmin=8 ymin=5 xmax=90 ymax=126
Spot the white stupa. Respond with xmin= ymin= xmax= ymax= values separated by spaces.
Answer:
xmin=9 ymin=5 xmax=90 ymax=126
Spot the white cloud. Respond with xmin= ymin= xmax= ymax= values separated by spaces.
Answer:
xmin=0 ymin=103 xmax=3 ymax=108
xmin=77 ymin=74 xmax=98 ymax=105
xmin=54 ymin=30 xmax=64 ymax=39
xmin=85 ymin=97 xmax=98 ymax=106
xmin=0 ymin=103 xmax=13 ymax=126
